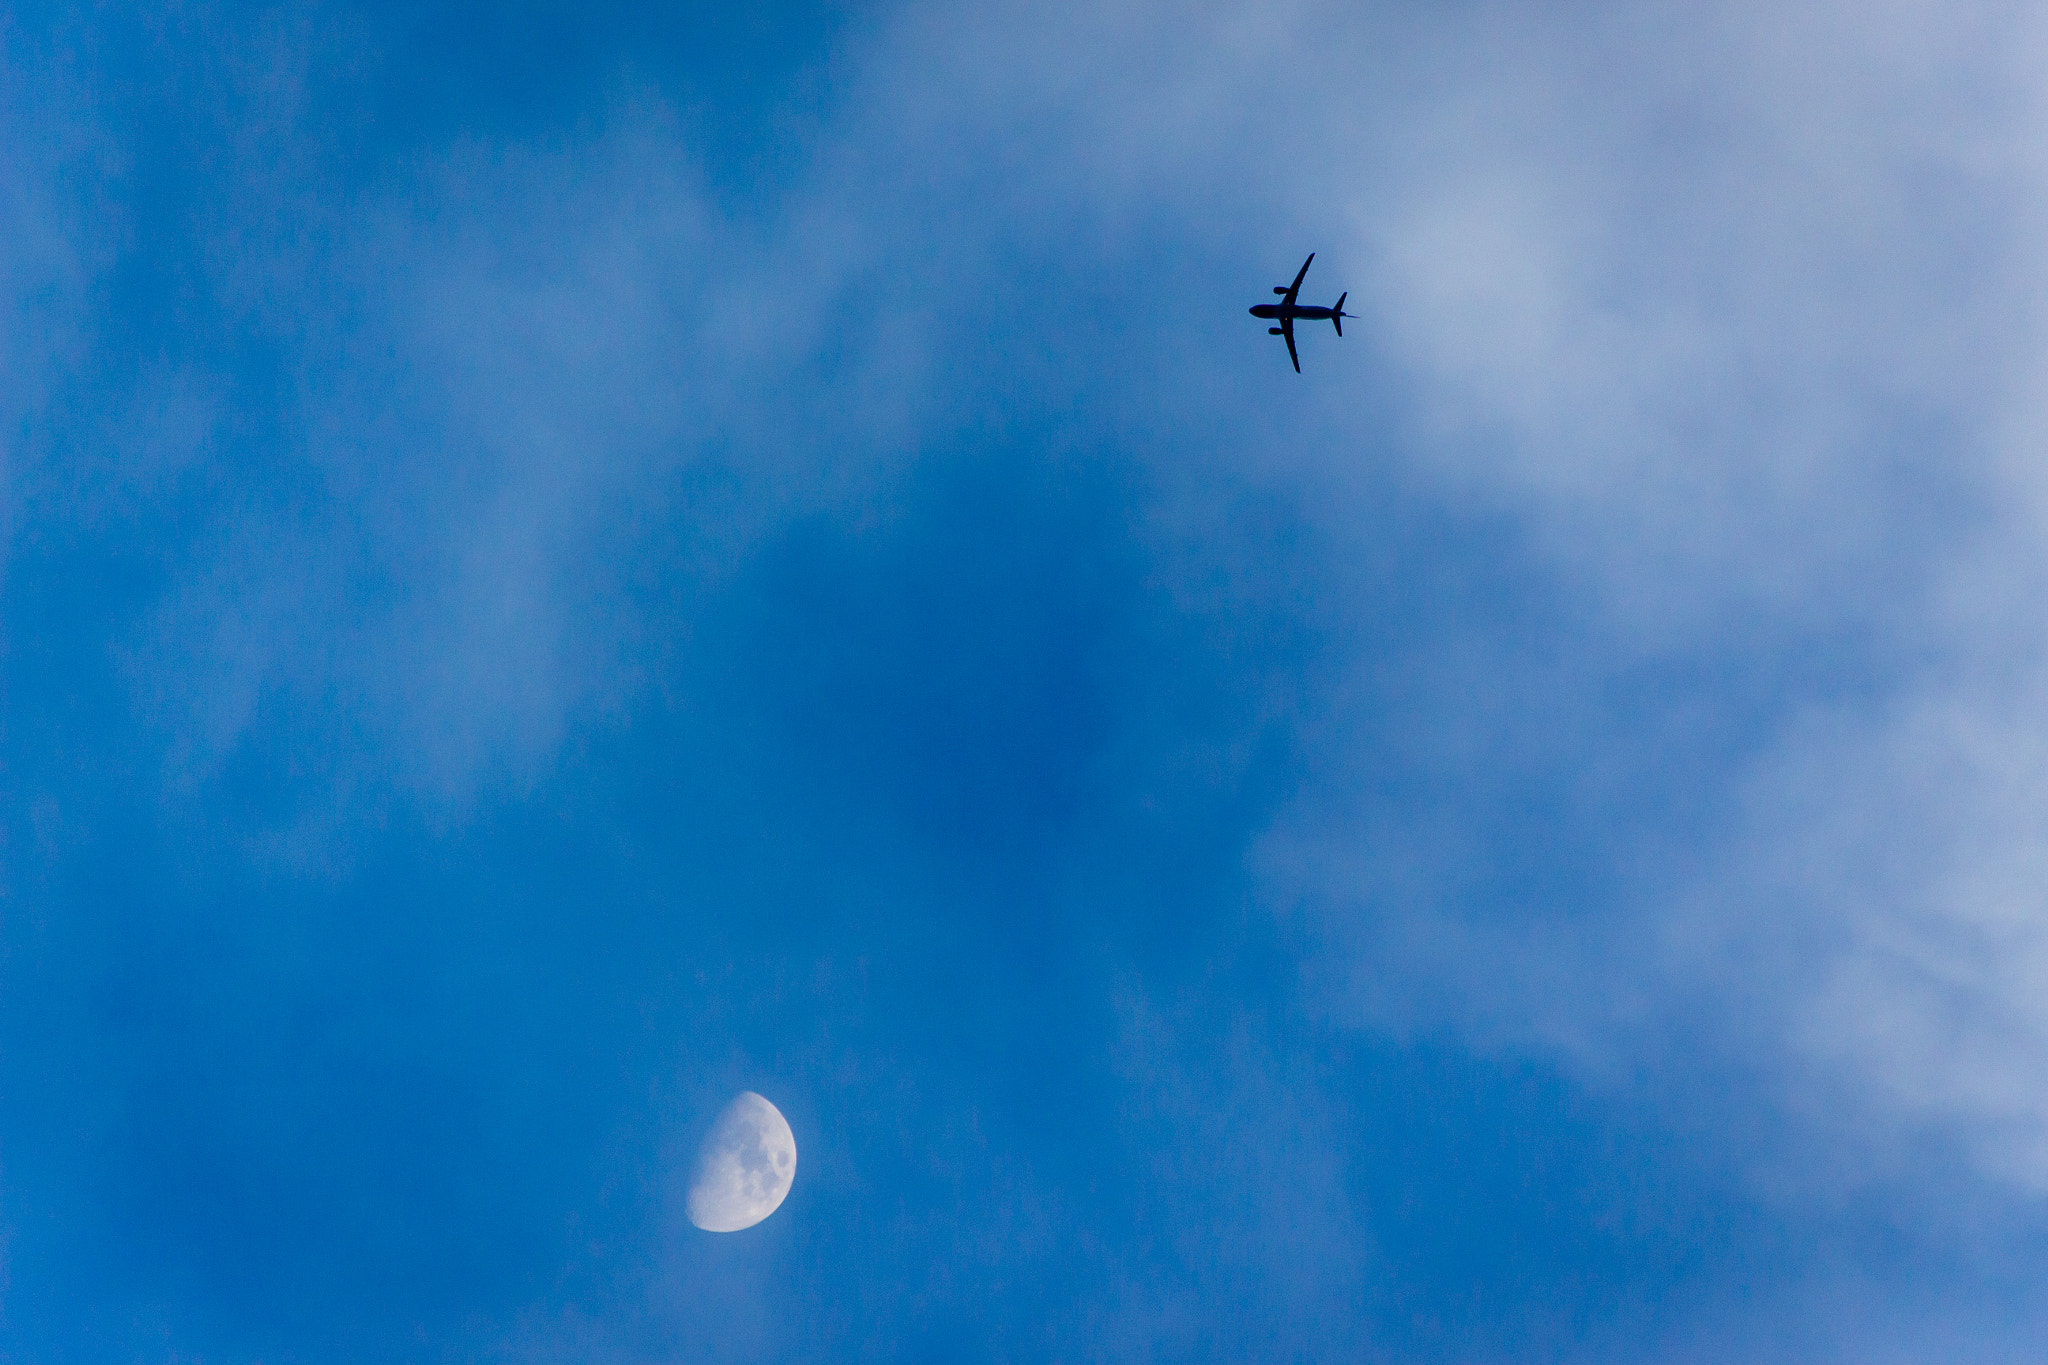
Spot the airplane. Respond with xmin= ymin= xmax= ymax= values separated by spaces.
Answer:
xmin=1249 ymin=253 xmax=1351 ymax=372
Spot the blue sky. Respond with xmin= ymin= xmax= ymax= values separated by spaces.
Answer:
xmin=9 ymin=1 xmax=2048 ymax=1360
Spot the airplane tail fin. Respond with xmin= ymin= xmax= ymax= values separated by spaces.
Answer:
xmin=1332 ymin=293 xmax=1347 ymax=337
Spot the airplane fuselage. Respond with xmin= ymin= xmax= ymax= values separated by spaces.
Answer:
xmin=1249 ymin=303 xmax=1338 ymax=320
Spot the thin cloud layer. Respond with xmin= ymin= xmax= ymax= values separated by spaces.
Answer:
xmin=826 ymin=0 xmax=2048 ymax=1202
xmin=12 ymin=0 xmax=2048 ymax=1359
xmin=1257 ymin=1 xmax=2048 ymax=1194
xmin=34 ymin=0 xmax=2048 ymax=1211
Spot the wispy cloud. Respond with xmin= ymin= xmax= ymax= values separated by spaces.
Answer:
xmin=16 ymin=0 xmax=2048 ymax=1355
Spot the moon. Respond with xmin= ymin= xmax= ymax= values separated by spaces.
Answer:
xmin=686 ymin=1091 xmax=798 ymax=1233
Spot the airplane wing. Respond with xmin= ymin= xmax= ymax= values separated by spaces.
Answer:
xmin=1281 ymin=253 xmax=1314 ymax=307
xmin=1282 ymin=316 xmax=1299 ymax=373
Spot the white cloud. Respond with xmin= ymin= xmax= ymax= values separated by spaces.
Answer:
xmin=841 ymin=0 xmax=2048 ymax=1207
xmin=25 ymin=0 xmax=2048 ymax=1210
xmin=1260 ymin=0 xmax=2048 ymax=1196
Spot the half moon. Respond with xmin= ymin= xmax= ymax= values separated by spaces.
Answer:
xmin=686 ymin=1091 xmax=798 ymax=1232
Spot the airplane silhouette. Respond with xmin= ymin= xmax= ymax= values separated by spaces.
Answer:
xmin=1249 ymin=254 xmax=1350 ymax=372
